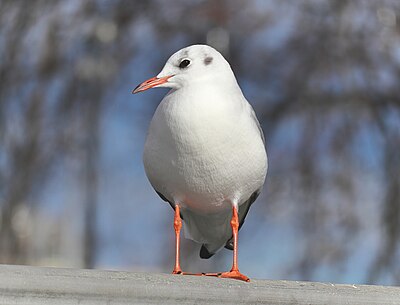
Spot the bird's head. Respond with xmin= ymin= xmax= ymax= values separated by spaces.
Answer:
xmin=132 ymin=45 xmax=233 ymax=94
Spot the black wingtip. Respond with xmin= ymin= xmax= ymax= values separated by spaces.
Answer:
xmin=200 ymin=244 xmax=215 ymax=259
xmin=224 ymin=239 xmax=234 ymax=251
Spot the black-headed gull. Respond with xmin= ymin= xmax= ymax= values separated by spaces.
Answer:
xmin=133 ymin=45 xmax=267 ymax=282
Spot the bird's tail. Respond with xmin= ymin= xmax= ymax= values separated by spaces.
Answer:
xmin=200 ymin=244 xmax=215 ymax=259
xmin=181 ymin=207 xmax=232 ymax=258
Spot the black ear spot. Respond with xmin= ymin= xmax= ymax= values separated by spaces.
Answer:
xmin=204 ymin=56 xmax=213 ymax=65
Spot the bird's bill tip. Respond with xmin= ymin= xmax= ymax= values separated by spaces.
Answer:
xmin=132 ymin=75 xmax=173 ymax=94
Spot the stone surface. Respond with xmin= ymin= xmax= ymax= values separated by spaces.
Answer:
xmin=0 ymin=264 xmax=399 ymax=304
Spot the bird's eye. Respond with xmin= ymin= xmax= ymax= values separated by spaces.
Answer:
xmin=179 ymin=59 xmax=191 ymax=69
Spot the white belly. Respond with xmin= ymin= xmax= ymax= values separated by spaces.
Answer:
xmin=143 ymin=91 xmax=267 ymax=214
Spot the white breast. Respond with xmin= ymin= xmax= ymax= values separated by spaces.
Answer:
xmin=143 ymin=84 xmax=267 ymax=214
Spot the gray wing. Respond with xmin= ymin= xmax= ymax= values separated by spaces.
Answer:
xmin=250 ymin=106 xmax=265 ymax=145
xmin=224 ymin=189 xmax=261 ymax=251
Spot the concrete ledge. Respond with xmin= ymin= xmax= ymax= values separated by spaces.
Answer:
xmin=0 ymin=264 xmax=399 ymax=304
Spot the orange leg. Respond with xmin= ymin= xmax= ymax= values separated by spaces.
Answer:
xmin=171 ymin=204 xmax=249 ymax=282
xmin=171 ymin=205 xmax=203 ymax=276
xmin=219 ymin=206 xmax=250 ymax=282
xmin=172 ymin=204 xmax=183 ymax=274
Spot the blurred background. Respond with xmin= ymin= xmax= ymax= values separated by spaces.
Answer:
xmin=1 ymin=0 xmax=400 ymax=285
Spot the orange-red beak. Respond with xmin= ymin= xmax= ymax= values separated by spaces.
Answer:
xmin=132 ymin=75 xmax=173 ymax=94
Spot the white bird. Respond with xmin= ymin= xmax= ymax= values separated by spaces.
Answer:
xmin=133 ymin=45 xmax=267 ymax=282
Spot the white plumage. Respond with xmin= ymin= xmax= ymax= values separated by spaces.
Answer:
xmin=136 ymin=45 xmax=267 ymax=257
